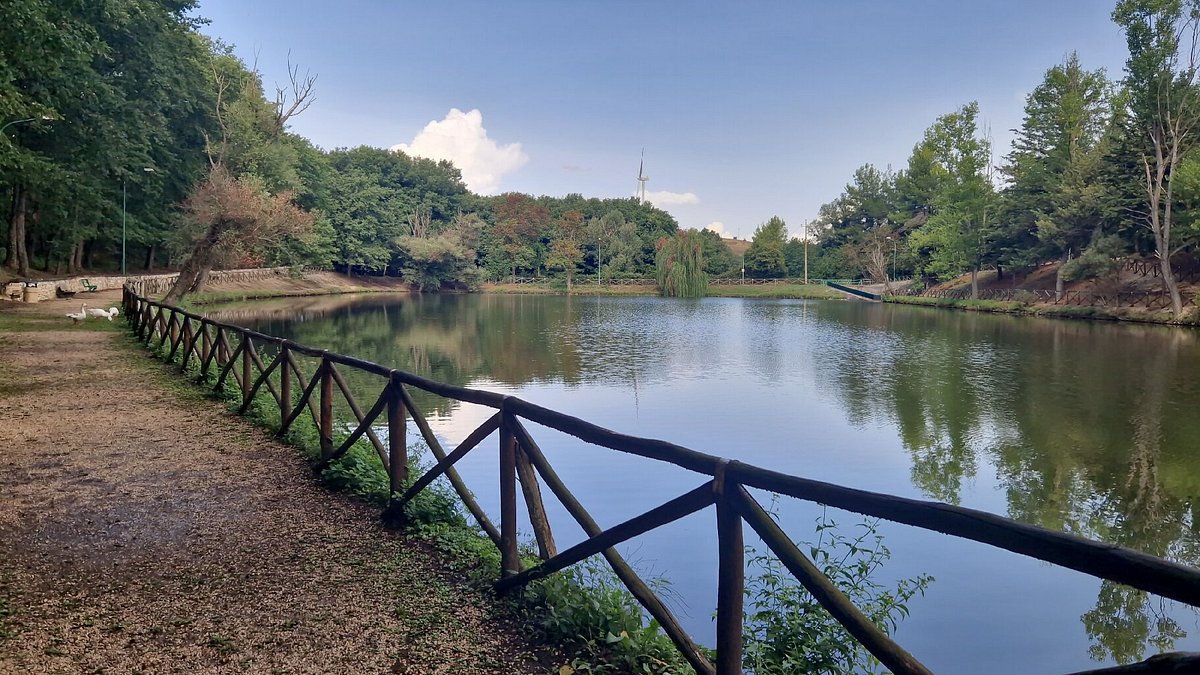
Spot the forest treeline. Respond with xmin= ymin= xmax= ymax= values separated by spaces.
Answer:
xmin=0 ymin=0 xmax=725 ymax=299
xmin=797 ymin=1 xmax=1200 ymax=317
xmin=4 ymin=1 xmax=1200 ymax=312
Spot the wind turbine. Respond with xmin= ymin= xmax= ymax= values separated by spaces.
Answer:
xmin=635 ymin=148 xmax=648 ymax=204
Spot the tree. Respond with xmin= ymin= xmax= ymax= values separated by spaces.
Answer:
xmin=697 ymin=227 xmax=737 ymax=276
xmin=164 ymin=50 xmax=318 ymax=301
xmin=2 ymin=0 xmax=214 ymax=277
xmin=492 ymin=193 xmax=550 ymax=282
xmin=745 ymin=216 xmax=789 ymax=278
xmin=907 ymin=102 xmax=998 ymax=297
xmin=546 ymin=210 xmax=585 ymax=290
xmin=1002 ymin=53 xmax=1113 ymax=297
xmin=165 ymin=166 xmax=314 ymax=302
xmin=1112 ymin=0 xmax=1200 ymax=316
xmin=655 ymin=229 xmax=707 ymax=297
xmin=395 ymin=212 xmax=482 ymax=291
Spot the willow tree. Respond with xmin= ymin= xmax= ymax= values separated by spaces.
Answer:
xmin=655 ymin=229 xmax=707 ymax=297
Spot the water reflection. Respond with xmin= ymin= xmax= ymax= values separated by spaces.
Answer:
xmin=213 ymin=294 xmax=1200 ymax=666
xmin=809 ymin=304 xmax=1200 ymax=661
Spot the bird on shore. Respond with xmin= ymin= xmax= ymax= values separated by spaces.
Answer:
xmin=86 ymin=306 xmax=120 ymax=321
xmin=66 ymin=304 xmax=88 ymax=324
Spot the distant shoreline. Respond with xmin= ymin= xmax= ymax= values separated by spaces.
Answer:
xmin=884 ymin=294 xmax=1200 ymax=327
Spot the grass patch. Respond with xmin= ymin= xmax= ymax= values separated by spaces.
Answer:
xmin=481 ymin=282 xmax=657 ymax=296
xmin=706 ymin=283 xmax=843 ymax=300
xmin=0 ymin=576 xmax=19 ymax=641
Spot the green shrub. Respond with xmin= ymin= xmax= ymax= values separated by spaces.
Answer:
xmin=743 ymin=510 xmax=932 ymax=675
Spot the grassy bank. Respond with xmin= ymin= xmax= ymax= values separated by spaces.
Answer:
xmin=181 ymin=286 xmax=413 ymax=307
xmin=481 ymin=281 xmax=842 ymax=300
xmin=481 ymin=282 xmax=657 ymax=296
xmin=706 ymin=283 xmax=843 ymax=300
xmin=885 ymin=294 xmax=1200 ymax=326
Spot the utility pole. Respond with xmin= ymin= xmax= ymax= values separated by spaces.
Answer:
xmin=803 ymin=221 xmax=809 ymax=284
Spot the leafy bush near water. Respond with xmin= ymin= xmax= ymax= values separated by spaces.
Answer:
xmin=744 ymin=511 xmax=932 ymax=675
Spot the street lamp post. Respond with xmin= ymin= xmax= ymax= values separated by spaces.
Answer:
xmin=0 ymin=116 xmax=54 ymax=134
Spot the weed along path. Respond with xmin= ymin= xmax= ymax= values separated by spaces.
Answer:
xmin=0 ymin=292 xmax=559 ymax=674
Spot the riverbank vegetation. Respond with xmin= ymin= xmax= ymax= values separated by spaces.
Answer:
xmin=11 ymin=1 xmax=1200 ymax=314
xmin=802 ymin=1 xmax=1200 ymax=320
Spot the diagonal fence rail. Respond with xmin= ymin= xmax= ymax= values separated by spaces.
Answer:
xmin=121 ymin=286 xmax=1200 ymax=675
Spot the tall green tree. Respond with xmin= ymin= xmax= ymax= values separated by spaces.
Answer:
xmin=1002 ymin=53 xmax=1113 ymax=296
xmin=1112 ymin=0 xmax=1200 ymax=315
xmin=745 ymin=216 xmax=789 ymax=278
xmin=165 ymin=49 xmax=318 ymax=301
xmin=907 ymin=102 xmax=998 ymax=297
xmin=546 ymin=210 xmax=585 ymax=290
xmin=2 ymin=0 xmax=213 ymax=276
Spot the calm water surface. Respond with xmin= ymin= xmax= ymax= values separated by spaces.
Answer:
xmin=216 ymin=294 xmax=1200 ymax=673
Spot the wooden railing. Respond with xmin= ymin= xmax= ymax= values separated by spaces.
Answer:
xmin=121 ymin=286 xmax=1200 ymax=675
xmin=894 ymin=286 xmax=1198 ymax=310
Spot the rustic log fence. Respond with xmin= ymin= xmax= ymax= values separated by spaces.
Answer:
xmin=121 ymin=285 xmax=1200 ymax=675
xmin=892 ymin=286 xmax=1197 ymax=310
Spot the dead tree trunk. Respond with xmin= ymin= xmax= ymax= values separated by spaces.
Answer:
xmin=164 ymin=226 xmax=221 ymax=303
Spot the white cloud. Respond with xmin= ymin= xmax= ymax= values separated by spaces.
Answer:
xmin=644 ymin=190 xmax=700 ymax=206
xmin=392 ymin=108 xmax=527 ymax=194
xmin=704 ymin=221 xmax=727 ymax=236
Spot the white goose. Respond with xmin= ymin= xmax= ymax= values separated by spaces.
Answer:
xmin=86 ymin=306 xmax=120 ymax=321
xmin=66 ymin=303 xmax=88 ymax=324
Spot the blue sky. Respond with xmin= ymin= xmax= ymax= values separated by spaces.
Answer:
xmin=197 ymin=1 xmax=1130 ymax=239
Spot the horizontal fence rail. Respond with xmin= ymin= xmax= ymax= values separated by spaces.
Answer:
xmin=891 ymin=286 xmax=1197 ymax=309
xmin=121 ymin=286 xmax=1200 ymax=675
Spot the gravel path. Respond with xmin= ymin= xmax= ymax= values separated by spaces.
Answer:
xmin=0 ymin=292 xmax=557 ymax=674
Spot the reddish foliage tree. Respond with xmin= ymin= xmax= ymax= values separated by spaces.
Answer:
xmin=164 ymin=166 xmax=313 ymax=302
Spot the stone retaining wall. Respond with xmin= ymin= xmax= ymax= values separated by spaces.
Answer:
xmin=3 ymin=267 xmax=294 ymax=303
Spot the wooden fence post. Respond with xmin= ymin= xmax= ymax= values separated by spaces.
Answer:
xmin=499 ymin=411 xmax=520 ymax=578
xmin=199 ymin=322 xmax=211 ymax=376
xmin=216 ymin=328 xmax=228 ymax=369
xmin=714 ymin=468 xmax=744 ymax=675
xmin=387 ymin=375 xmax=407 ymax=496
xmin=241 ymin=335 xmax=253 ymax=408
xmin=515 ymin=444 xmax=557 ymax=560
xmin=319 ymin=356 xmax=334 ymax=461
xmin=279 ymin=345 xmax=291 ymax=427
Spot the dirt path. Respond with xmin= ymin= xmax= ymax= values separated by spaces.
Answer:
xmin=0 ymin=292 xmax=557 ymax=674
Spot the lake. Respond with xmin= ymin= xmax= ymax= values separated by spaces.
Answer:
xmin=212 ymin=293 xmax=1200 ymax=673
